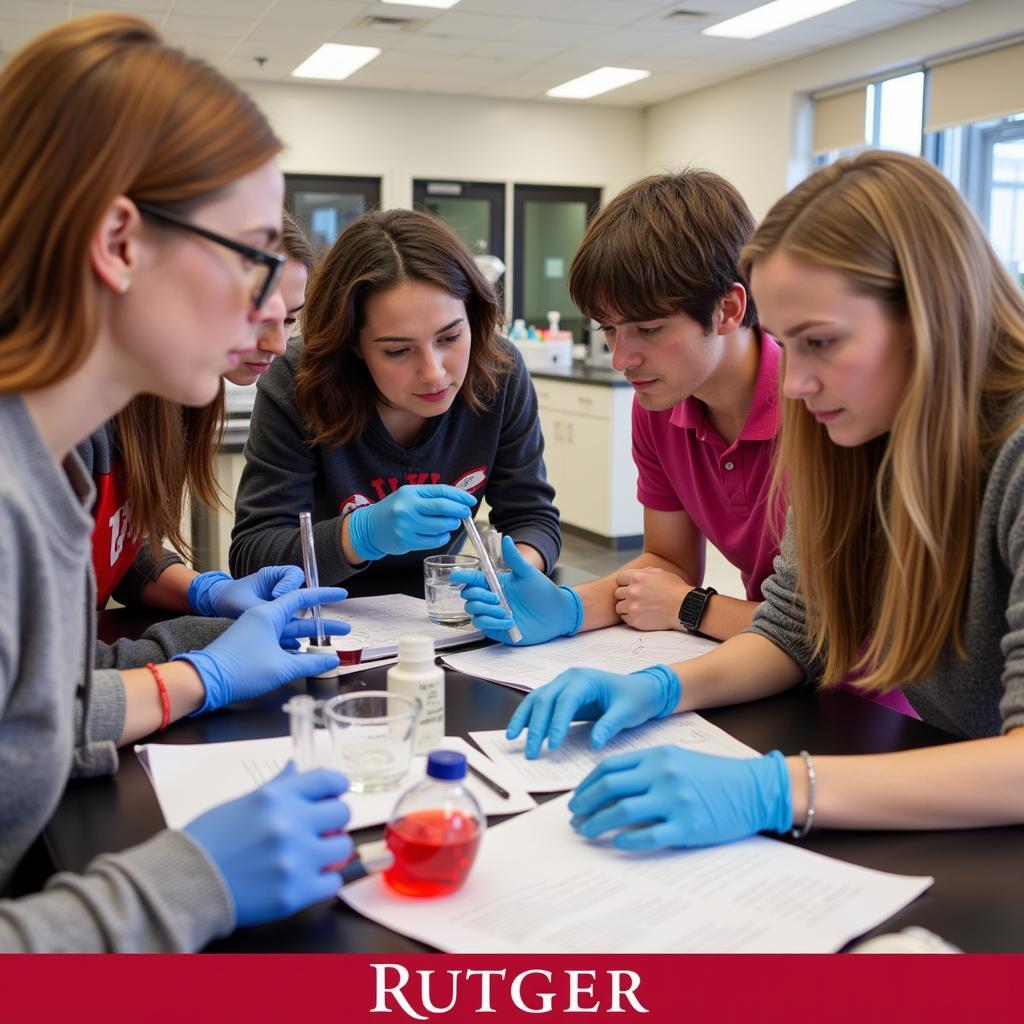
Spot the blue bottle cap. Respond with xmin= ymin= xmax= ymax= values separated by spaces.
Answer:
xmin=427 ymin=750 xmax=467 ymax=780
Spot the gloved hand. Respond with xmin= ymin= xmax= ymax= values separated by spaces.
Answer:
xmin=173 ymin=586 xmax=350 ymax=714
xmin=453 ymin=535 xmax=582 ymax=645
xmin=568 ymin=746 xmax=793 ymax=851
xmin=347 ymin=484 xmax=476 ymax=561
xmin=184 ymin=764 xmax=353 ymax=926
xmin=505 ymin=663 xmax=680 ymax=759
xmin=187 ymin=566 xmax=305 ymax=619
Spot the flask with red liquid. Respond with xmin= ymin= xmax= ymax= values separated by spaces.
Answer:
xmin=383 ymin=750 xmax=485 ymax=897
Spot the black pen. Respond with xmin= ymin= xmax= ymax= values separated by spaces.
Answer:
xmin=468 ymin=761 xmax=510 ymax=800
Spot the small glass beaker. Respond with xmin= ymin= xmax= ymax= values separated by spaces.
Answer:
xmin=423 ymin=554 xmax=479 ymax=627
xmin=322 ymin=690 xmax=420 ymax=793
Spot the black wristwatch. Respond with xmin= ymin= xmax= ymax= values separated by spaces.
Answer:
xmin=678 ymin=586 xmax=717 ymax=633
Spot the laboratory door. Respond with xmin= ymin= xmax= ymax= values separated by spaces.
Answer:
xmin=285 ymin=174 xmax=381 ymax=253
xmin=512 ymin=184 xmax=601 ymax=342
xmin=413 ymin=180 xmax=507 ymax=292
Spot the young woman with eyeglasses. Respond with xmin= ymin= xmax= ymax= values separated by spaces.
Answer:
xmin=0 ymin=15 xmax=356 ymax=951
xmin=80 ymin=210 xmax=316 ymax=624
xmin=230 ymin=207 xmax=561 ymax=593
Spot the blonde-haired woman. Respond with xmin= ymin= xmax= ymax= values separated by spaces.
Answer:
xmin=511 ymin=150 xmax=1024 ymax=850
xmin=0 ymin=15 xmax=352 ymax=950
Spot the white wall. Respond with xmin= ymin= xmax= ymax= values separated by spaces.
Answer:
xmin=245 ymin=80 xmax=645 ymax=210
xmin=643 ymin=0 xmax=1024 ymax=219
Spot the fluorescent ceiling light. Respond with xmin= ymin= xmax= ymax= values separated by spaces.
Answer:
xmin=703 ymin=0 xmax=857 ymax=40
xmin=380 ymin=0 xmax=462 ymax=8
xmin=292 ymin=43 xmax=381 ymax=81
xmin=546 ymin=67 xmax=651 ymax=100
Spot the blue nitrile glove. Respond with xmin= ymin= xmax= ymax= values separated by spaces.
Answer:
xmin=173 ymin=586 xmax=350 ymax=714
xmin=568 ymin=746 xmax=793 ymax=851
xmin=452 ymin=534 xmax=582 ymax=645
xmin=505 ymin=663 xmax=680 ymax=759
xmin=187 ymin=566 xmax=305 ymax=619
xmin=184 ymin=764 xmax=353 ymax=926
xmin=347 ymin=484 xmax=477 ymax=561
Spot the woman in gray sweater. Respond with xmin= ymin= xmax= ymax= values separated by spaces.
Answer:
xmin=0 ymin=15 xmax=354 ymax=951
xmin=510 ymin=151 xmax=1024 ymax=850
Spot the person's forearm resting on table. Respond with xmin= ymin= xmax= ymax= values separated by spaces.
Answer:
xmin=668 ymin=633 xmax=1024 ymax=832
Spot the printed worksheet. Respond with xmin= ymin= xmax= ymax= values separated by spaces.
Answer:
xmin=441 ymin=624 xmax=716 ymax=690
xmin=135 ymin=734 xmax=534 ymax=830
xmin=340 ymin=792 xmax=934 ymax=953
xmin=470 ymin=712 xmax=759 ymax=792
xmin=313 ymin=594 xmax=483 ymax=659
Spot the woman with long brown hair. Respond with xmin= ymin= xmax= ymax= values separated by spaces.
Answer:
xmin=80 ymin=210 xmax=315 ymax=614
xmin=230 ymin=208 xmax=560 ymax=590
xmin=508 ymin=151 xmax=1024 ymax=850
xmin=0 ymin=15 xmax=353 ymax=950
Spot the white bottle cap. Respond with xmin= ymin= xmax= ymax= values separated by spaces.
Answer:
xmin=397 ymin=635 xmax=435 ymax=667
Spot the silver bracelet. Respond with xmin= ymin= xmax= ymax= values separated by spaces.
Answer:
xmin=791 ymin=750 xmax=816 ymax=839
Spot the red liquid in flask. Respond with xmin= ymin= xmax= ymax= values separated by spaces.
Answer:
xmin=384 ymin=809 xmax=482 ymax=897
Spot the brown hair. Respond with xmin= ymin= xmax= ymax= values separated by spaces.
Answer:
xmin=568 ymin=170 xmax=758 ymax=331
xmin=281 ymin=209 xmax=315 ymax=273
xmin=740 ymin=150 xmax=1024 ymax=691
xmin=296 ymin=208 xmax=510 ymax=447
xmin=0 ymin=13 xmax=281 ymax=556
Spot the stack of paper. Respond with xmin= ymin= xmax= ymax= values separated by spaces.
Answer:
xmin=441 ymin=624 xmax=716 ymax=691
xmin=313 ymin=594 xmax=483 ymax=661
xmin=470 ymin=713 xmax=759 ymax=792
xmin=340 ymin=793 xmax=934 ymax=953
xmin=135 ymin=734 xmax=535 ymax=831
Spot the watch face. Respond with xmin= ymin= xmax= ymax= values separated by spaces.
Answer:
xmin=680 ymin=587 xmax=714 ymax=630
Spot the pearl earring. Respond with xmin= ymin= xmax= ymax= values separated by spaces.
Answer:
xmin=119 ymin=278 xmax=130 ymax=294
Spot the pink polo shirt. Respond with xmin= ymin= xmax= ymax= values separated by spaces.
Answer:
xmin=632 ymin=328 xmax=785 ymax=601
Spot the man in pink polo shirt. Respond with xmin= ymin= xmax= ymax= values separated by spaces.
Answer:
xmin=457 ymin=170 xmax=784 ymax=645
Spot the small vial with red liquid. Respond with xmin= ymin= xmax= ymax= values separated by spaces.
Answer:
xmin=384 ymin=750 xmax=485 ymax=897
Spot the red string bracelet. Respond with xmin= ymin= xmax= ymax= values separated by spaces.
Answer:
xmin=145 ymin=662 xmax=171 ymax=732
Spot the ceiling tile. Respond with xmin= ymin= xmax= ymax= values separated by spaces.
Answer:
xmin=420 ymin=11 xmax=533 ymax=40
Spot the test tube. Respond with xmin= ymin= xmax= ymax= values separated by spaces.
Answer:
xmin=298 ymin=511 xmax=326 ymax=647
xmin=282 ymin=694 xmax=318 ymax=772
xmin=461 ymin=516 xmax=523 ymax=644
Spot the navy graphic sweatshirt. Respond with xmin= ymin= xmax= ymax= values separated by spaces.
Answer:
xmin=229 ymin=340 xmax=561 ymax=586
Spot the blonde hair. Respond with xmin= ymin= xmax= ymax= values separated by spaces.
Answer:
xmin=741 ymin=150 xmax=1024 ymax=690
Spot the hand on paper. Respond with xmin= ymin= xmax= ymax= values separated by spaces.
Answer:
xmin=347 ymin=484 xmax=476 ymax=561
xmin=173 ymin=586 xmax=350 ymax=713
xmin=187 ymin=565 xmax=306 ymax=619
xmin=613 ymin=566 xmax=691 ymax=632
xmin=569 ymin=746 xmax=792 ymax=851
xmin=454 ymin=534 xmax=582 ymax=645
xmin=184 ymin=763 xmax=353 ymax=926
xmin=505 ymin=664 xmax=681 ymax=758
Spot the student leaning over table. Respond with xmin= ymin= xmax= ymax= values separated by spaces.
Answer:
xmin=456 ymin=171 xmax=787 ymax=647
xmin=0 ymin=15 xmax=357 ymax=951
xmin=505 ymin=152 xmax=1024 ymax=849
xmin=79 ymin=210 xmax=315 ymax=615
xmin=80 ymin=214 xmax=319 ymax=686
xmin=228 ymin=208 xmax=561 ymax=589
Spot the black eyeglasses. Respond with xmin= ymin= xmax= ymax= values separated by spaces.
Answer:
xmin=134 ymin=200 xmax=285 ymax=311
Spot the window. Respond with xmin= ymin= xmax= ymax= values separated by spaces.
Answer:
xmin=814 ymin=70 xmax=925 ymax=167
xmin=930 ymin=113 xmax=1024 ymax=285
xmin=284 ymin=175 xmax=381 ymax=253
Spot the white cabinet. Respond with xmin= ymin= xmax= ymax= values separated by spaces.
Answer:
xmin=192 ymin=450 xmax=247 ymax=573
xmin=534 ymin=377 xmax=642 ymax=541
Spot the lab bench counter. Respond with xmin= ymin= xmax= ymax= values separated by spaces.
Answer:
xmin=44 ymin=637 xmax=1024 ymax=953
xmin=529 ymin=362 xmax=630 ymax=387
